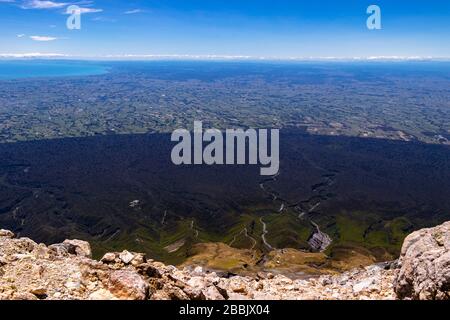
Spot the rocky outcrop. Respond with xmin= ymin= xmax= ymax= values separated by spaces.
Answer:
xmin=0 ymin=222 xmax=449 ymax=300
xmin=107 ymin=270 xmax=149 ymax=300
xmin=394 ymin=221 xmax=449 ymax=300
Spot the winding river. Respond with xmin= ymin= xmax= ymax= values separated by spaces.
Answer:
xmin=258 ymin=163 xmax=336 ymax=252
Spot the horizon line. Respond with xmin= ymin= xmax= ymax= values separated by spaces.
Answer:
xmin=1 ymin=53 xmax=450 ymax=62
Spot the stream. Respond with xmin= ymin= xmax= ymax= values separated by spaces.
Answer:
xmin=258 ymin=162 xmax=337 ymax=252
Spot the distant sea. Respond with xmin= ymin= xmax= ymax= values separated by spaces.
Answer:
xmin=0 ymin=60 xmax=109 ymax=79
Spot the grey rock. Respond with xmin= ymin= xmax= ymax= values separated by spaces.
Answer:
xmin=394 ymin=221 xmax=450 ymax=300
xmin=119 ymin=250 xmax=135 ymax=264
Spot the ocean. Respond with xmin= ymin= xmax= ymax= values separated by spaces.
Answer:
xmin=0 ymin=60 xmax=109 ymax=79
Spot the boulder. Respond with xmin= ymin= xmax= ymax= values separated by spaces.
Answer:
xmin=394 ymin=221 xmax=450 ymax=300
xmin=130 ymin=253 xmax=146 ymax=266
xmin=203 ymin=286 xmax=225 ymax=300
xmin=101 ymin=252 xmax=117 ymax=264
xmin=108 ymin=270 xmax=149 ymax=300
xmin=62 ymin=239 xmax=92 ymax=258
xmin=88 ymin=289 xmax=118 ymax=300
xmin=192 ymin=266 xmax=203 ymax=276
xmin=160 ymin=283 xmax=190 ymax=300
xmin=0 ymin=230 xmax=14 ymax=238
xmin=119 ymin=250 xmax=134 ymax=264
xmin=137 ymin=262 xmax=162 ymax=278
xmin=30 ymin=288 xmax=47 ymax=299
xmin=48 ymin=243 xmax=71 ymax=257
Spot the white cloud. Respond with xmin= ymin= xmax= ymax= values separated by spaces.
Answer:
xmin=101 ymin=54 xmax=255 ymax=60
xmin=30 ymin=35 xmax=58 ymax=41
xmin=17 ymin=34 xmax=26 ymax=37
xmin=62 ymin=6 xmax=103 ymax=14
xmin=1 ymin=53 xmax=448 ymax=62
xmin=124 ymin=9 xmax=144 ymax=14
xmin=77 ymin=7 xmax=102 ymax=14
xmin=0 ymin=52 xmax=68 ymax=58
xmin=21 ymin=0 xmax=102 ymax=13
xmin=21 ymin=0 xmax=68 ymax=9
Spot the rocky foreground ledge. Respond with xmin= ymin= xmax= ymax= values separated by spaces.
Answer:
xmin=0 ymin=221 xmax=448 ymax=300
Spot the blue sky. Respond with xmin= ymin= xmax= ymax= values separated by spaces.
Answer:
xmin=0 ymin=0 xmax=449 ymax=58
